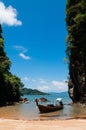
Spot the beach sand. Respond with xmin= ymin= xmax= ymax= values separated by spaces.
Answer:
xmin=0 ymin=119 xmax=86 ymax=130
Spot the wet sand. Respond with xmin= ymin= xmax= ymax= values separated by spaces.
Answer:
xmin=0 ymin=119 xmax=86 ymax=130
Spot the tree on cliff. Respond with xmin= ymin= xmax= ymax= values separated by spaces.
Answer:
xmin=66 ymin=0 xmax=86 ymax=103
xmin=0 ymin=24 xmax=24 ymax=106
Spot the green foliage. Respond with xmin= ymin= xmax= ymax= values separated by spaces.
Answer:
xmin=4 ymin=73 xmax=24 ymax=101
xmin=66 ymin=0 xmax=86 ymax=102
xmin=0 ymin=25 xmax=24 ymax=106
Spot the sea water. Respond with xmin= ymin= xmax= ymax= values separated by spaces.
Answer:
xmin=0 ymin=92 xmax=86 ymax=120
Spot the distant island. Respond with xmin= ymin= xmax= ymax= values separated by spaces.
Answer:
xmin=22 ymin=88 xmax=49 ymax=95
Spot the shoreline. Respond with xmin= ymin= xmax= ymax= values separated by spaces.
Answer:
xmin=0 ymin=118 xmax=86 ymax=130
xmin=0 ymin=116 xmax=86 ymax=121
xmin=0 ymin=115 xmax=86 ymax=121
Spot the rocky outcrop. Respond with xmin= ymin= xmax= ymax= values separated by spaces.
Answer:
xmin=66 ymin=0 xmax=86 ymax=104
xmin=68 ymin=77 xmax=86 ymax=104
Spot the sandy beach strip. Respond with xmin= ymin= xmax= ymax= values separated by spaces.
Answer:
xmin=0 ymin=119 xmax=86 ymax=130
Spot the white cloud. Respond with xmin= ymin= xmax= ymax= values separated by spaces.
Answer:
xmin=37 ymin=85 xmax=50 ymax=92
xmin=51 ymin=80 xmax=67 ymax=92
xmin=36 ymin=79 xmax=67 ymax=92
xmin=22 ymin=77 xmax=29 ymax=81
xmin=32 ymin=79 xmax=36 ymax=82
xmin=22 ymin=76 xmax=68 ymax=93
xmin=39 ymin=78 xmax=46 ymax=84
xmin=19 ymin=53 xmax=31 ymax=60
xmin=14 ymin=45 xmax=31 ymax=60
xmin=0 ymin=2 xmax=22 ymax=26
xmin=52 ymin=81 xmax=65 ymax=87
xmin=14 ymin=45 xmax=28 ymax=53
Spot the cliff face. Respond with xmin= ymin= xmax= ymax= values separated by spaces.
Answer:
xmin=66 ymin=0 xmax=86 ymax=103
xmin=68 ymin=73 xmax=86 ymax=103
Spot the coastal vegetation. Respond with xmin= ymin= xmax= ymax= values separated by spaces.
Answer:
xmin=0 ymin=24 xmax=24 ymax=106
xmin=66 ymin=0 xmax=86 ymax=103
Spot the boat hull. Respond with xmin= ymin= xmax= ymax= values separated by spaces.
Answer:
xmin=37 ymin=104 xmax=63 ymax=113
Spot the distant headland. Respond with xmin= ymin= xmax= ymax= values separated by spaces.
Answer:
xmin=22 ymin=88 xmax=49 ymax=95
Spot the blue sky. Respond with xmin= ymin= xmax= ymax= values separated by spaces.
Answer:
xmin=0 ymin=0 xmax=68 ymax=92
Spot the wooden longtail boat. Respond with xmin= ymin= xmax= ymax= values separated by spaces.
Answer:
xmin=35 ymin=98 xmax=63 ymax=113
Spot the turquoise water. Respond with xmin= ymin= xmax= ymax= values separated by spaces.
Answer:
xmin=0 ymin=92 xmax=86 ymax=120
